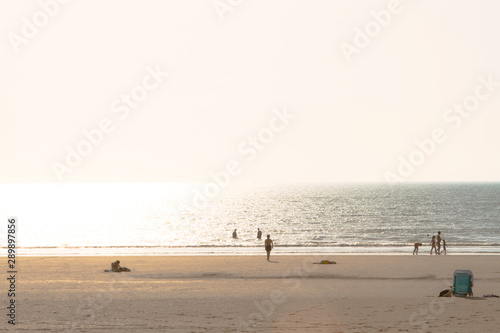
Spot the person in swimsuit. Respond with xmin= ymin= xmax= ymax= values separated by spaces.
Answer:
xmin=111 ymin=260 xmax=131 ymax=272
xmin=442 ymin=239 xmax=447 ymax=255
xmin=257 ymin=228 xmax=262 ymax=240
xmin=430 ymin=236 xmax=437 ymax=255
xmin=265 ymin=234 xmax=274 ymax=261
xmin=436 ymin=231 xmax=442 ymax=255
xmin=413 ymin=242 xmax=422 ymax=255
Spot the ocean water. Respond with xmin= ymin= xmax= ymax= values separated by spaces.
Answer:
xmin=1 ymin=183 xmax=499 ymax=255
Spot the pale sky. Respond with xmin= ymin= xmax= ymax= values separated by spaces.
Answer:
xmin=1 ymin=0 xmax=499 ymax=184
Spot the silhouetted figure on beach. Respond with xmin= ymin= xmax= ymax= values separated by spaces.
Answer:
xmin=257 ymin=228 xmax=262 ymax=240
xmin=265 ymin=234 xmax=274 ymax=261
xmin=232 ymin=229 xmax=238 ymax=239
xmin=111 ymin=260 xmax=130 ymax=272
xmin=442 ymin=239 xmax=447 ymax=255
xmin=430 ymin=236 xmax=437 ymax=255
xmin=413 ymin=243 xmax=422 ymax=255
xmin=436 ymin=231 xmax=442 ymax=255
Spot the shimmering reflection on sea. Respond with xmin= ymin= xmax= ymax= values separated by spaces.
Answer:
xmin=2 ymin=183 xmax=500 ymax=254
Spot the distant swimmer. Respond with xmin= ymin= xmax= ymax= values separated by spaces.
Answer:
xmin=265 ymin=234 xmax=274 ymax=261
xmin=232 ymin=229 xmax=238 ymax=239
xmin=413 ymin=242 xmax=422 ymax=255
xmin=257 ymin=228 xmax=262 ymax=240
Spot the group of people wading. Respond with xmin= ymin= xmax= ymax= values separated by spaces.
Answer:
xmin=232 ymin=228 xmax=274 ymax=261
xmin=430 ymin=231 xmax=447 ymax=255
xmin=413 ymin=231 xmax=447 ymax=255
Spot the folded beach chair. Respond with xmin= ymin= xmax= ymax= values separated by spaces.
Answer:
xmin=452 ymin=269 xmax=473 ymax=297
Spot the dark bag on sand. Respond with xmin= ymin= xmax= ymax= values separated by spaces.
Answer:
xmin=439 ymin=289 xmax=452 ymax=297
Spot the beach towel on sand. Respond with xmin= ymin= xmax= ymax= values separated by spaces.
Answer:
xmin=313 ymin=260 xmax=336 ymax=264
xmin=104 ymin=268 xmax=131 ymax=272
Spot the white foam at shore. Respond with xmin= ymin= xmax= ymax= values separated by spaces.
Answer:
xmin=16 ymin=245 xmax=500 ymax=256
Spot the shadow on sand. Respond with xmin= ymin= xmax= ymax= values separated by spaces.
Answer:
xmin=461 ymin=297 xmax=487 ymax=301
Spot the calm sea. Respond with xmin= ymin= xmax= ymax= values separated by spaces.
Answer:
xmin=2 ymin=183 xmax=499 ymax=255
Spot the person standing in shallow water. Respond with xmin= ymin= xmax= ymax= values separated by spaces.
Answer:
xmin=265 ymin=234 xmax=274 ymax=261
xmin=232 ymin=229 xmax=238 ymax=239
xmin=430 ymin=236 xmax=437 ymax=255
xmin=436 ymin=231 xmax=442 ymax=255
xmin=257 ymin=228 xmax=262 ymax=240
xmin=413 ymin=243 xmax=422 ymax=255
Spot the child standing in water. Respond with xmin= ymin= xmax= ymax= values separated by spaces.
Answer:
xmin=442 ymin=239 xmax=447 ymax=255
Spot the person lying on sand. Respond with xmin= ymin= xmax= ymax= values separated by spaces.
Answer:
xmin=111 ymin=260 xmax=131 ymax=272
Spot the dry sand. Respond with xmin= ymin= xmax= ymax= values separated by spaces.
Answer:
xmin=5 ymin=255 xmax=500 ymax=332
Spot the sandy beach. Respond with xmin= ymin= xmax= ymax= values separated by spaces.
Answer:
xmin=6 ymin=255 xmax=500 ymax=332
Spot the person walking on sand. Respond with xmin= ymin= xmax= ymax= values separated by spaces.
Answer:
xmin=257 ymin=228 xmax=262 ymax=240
xmin=436 ymin=231 xmax=442 ymax=255
xmin=232 ymin=229 xmax=238 ymax=239
xmin=430 ymin=236 xmax=437 ymax=255
xmin=265 ymin=234 xmax=274 ymax=261
xmin=442 ymin=239 xmax=447 ymax=255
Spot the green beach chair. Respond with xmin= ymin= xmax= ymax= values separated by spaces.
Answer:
xmin=452 ymin=269 xmax=473 ymax=297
